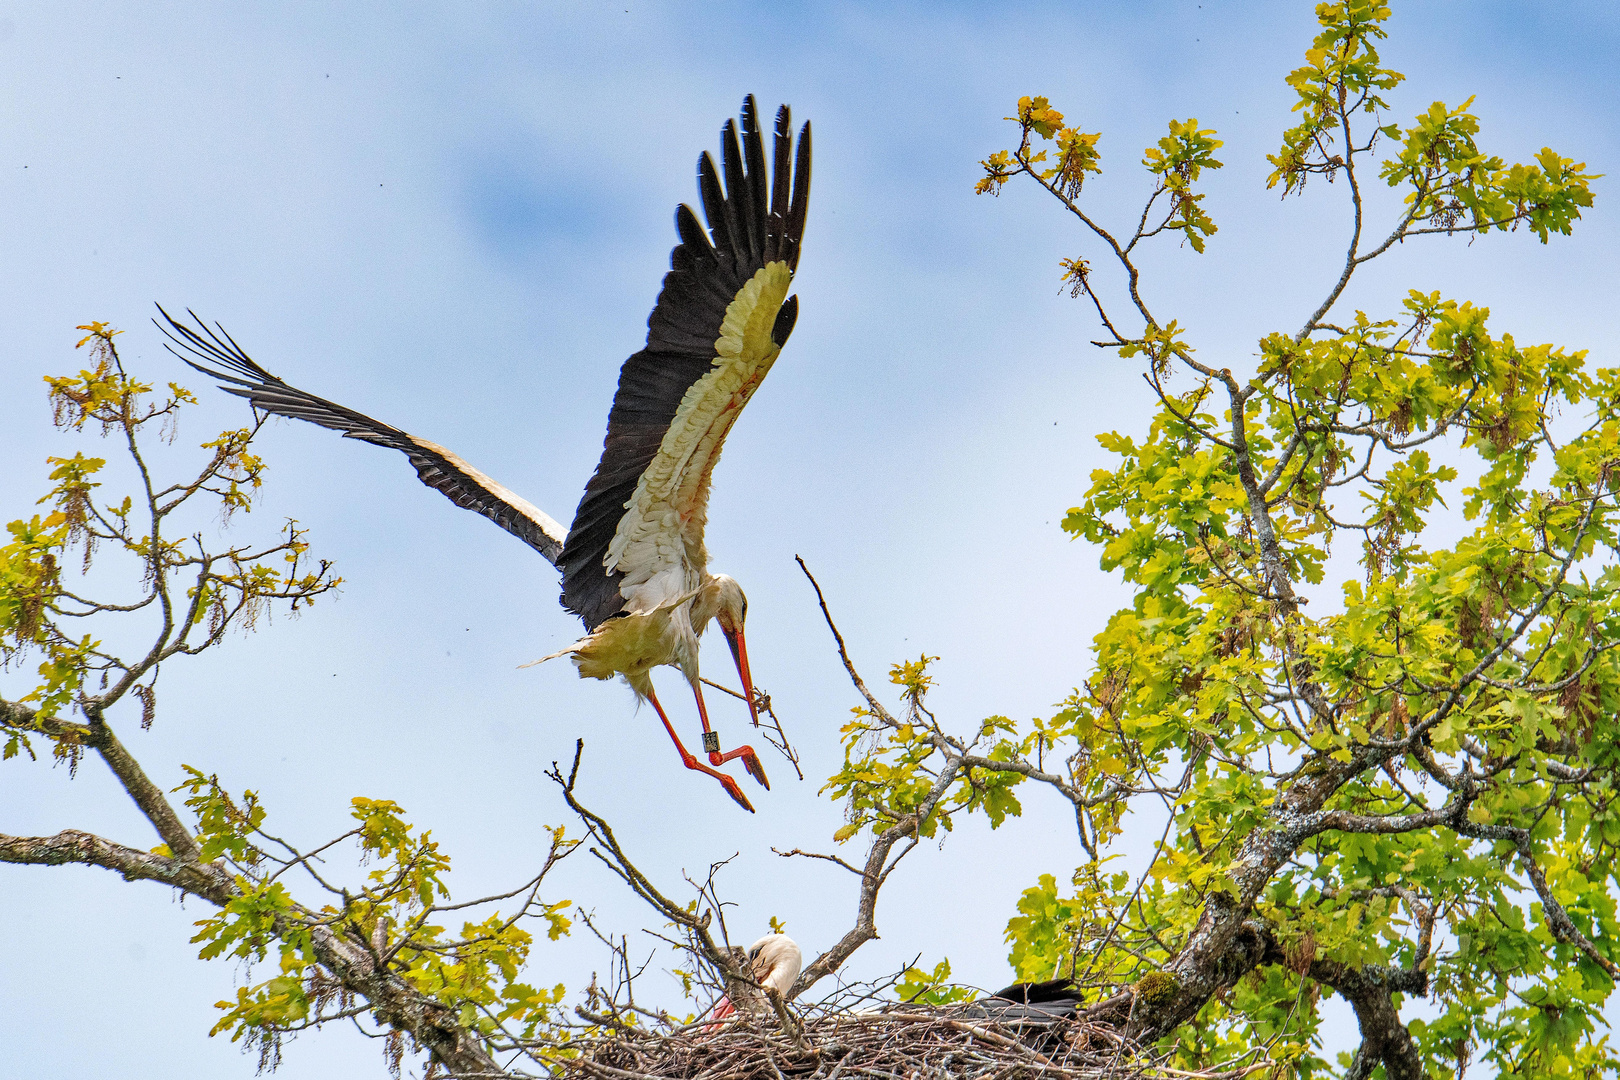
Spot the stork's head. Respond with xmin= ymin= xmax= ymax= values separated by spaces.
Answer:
xmin=705 ymin=574 xmax=748 ymax=635
xmin=747 ymin=933 xmax=802 ymax=996
xmin=698 ymin=574 xmax=759 ymax=726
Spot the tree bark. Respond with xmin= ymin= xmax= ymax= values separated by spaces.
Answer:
xmin=1310 ymin=960 xmax=1427 ymax=1080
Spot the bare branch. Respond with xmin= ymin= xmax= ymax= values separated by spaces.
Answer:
xmin=796 ymin=557 xmax=898 ymax=726
xmin=548 ymin=741 xmax=742 ymax=985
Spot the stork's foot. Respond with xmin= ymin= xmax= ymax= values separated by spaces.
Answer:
xmin=715 ymin=771 xmax=756 ymax=813
xmin=647 ymin=685 xmax=757 ymax=813
xmin=678 ymin=751 xmax=756 ymax=813
xmin=742 ymin=750 xmax=770 ymax=790
xmin=669 ymin=748 xmax=756 ymax=812
xmin=709 ymin=743 xmax=770 ymax=790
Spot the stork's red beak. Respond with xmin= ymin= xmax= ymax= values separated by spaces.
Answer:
xmin=724 ymin=626 xmax=760 ymax=727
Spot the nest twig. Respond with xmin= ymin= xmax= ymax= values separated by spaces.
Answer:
xmin=549 ymin=1001 xmax=1264 ymax=1080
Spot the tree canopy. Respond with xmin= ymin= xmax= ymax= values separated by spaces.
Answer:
xmin=930 ymin=2 xmax=1610 ymax=1073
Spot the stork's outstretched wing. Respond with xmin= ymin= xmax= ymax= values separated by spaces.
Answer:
xmin=559 ymin=96 xmax=810 ymax=630
xmin=157 ymin=307 xmax=568 ymax=564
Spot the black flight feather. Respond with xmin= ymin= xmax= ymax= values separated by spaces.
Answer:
xmin=154 ymin=306 xmax=566 ymax=565
xmin=768 ymin=106 xmax=793 ymax=263
xmin=785 ymin=123 xmax=811 ymax=270
xmin=964 ymin=977 xmax=1082 ymax=1045
xmin=741 ymin=100 xmax=770 ymax=260
xmin=697 ymin=154 xmax=733 ymax=260
xmin=720 ymin=120 xmax=753 ymax=262
xmin=988 ymin=977 xmax=1079 ymax=1005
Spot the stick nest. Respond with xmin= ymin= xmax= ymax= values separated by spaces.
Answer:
xmin=555 ymin=1003 xmax=1184 ymax=1080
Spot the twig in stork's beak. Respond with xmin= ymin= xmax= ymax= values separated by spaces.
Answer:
xmin=723 ymin=626 xmax=761 ymax=727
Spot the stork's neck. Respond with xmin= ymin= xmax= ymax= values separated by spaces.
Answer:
xmin=687 ymin=574 xmax=724 ymax=634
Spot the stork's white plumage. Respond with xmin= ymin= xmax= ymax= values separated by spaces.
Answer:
xmin=748 ymin=933 xmax=803 ymax=996
xmin=159 ymin=96 xmax=810 ymax=812
xmin=707 ymin=933 xmax=802 ymax=1029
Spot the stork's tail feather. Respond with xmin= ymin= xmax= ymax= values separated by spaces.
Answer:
xmin=519 ymin=645 xmax=581 ymax=669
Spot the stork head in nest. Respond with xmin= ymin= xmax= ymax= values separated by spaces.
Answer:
xmin=747 ymin=933 xmax=802 ymax=996
xmin=707 ymin=933 xmax=802 ymax=1031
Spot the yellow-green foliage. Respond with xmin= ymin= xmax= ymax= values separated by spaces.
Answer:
xmin=182 ymin=773 xmax=575 ymax=1053
xmin=1 ymin=324 xmax=576 ymax=1070
xmin=825 ymin=3 xmax=1618 ymax=1076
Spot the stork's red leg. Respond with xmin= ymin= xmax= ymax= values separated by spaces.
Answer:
xmin=646 ymin=685 xmax=755 ymax=813
xmin=692 ymin=680 xmax=771 ymax=791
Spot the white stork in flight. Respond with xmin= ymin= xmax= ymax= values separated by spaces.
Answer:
xmin=158 ymin=96 xmax=810 ymax=813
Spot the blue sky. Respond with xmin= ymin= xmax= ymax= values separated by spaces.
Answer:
xmin=2 ymin=3 xmax=1617 ymax=1076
